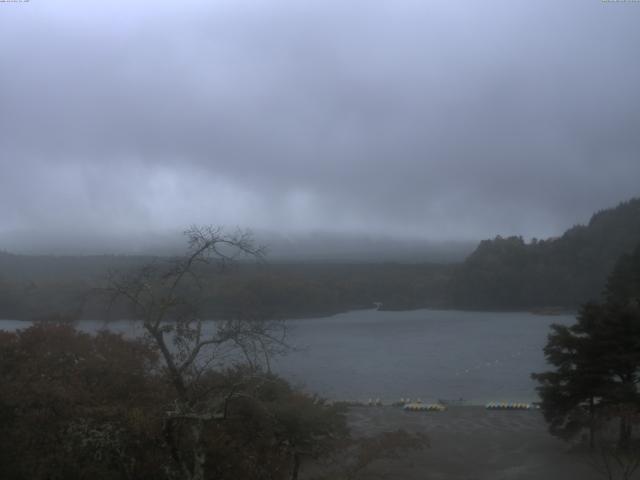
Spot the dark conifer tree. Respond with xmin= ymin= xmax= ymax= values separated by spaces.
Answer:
xmin=533 ymin=244 xmax=640 ymax=449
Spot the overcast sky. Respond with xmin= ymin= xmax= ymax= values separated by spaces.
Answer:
xmin=1 ymin=0 xmax=639 ymax=253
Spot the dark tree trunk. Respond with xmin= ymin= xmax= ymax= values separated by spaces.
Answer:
xmin=290 ymin=453 xmax=301 ymax=480
xmin=618 ymin=416 xmax=631 ymax=449
xmin=589 ymin=396 xmax=595 ymax=450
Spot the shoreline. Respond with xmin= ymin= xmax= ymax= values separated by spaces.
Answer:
xmin=0 ymin=306 xmax=578 ymax=324
xmin=337 ymin=405 xmax=600 ymax=480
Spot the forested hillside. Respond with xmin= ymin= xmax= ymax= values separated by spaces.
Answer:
xmin=451 ymin=198 xmax=640 ymax=309
xmin=0 ymin=198 xmax=638 ymax=319
xmin=0 ymin=256 xmax=453 ymax=321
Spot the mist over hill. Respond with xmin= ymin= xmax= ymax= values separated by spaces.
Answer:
xmin=261 ymin=233 xmax=475 ymax=263
xmin=0 ymin=230 xmax=475 ymax=264
xmin=0 ymin=197 xmax=638 ymax=320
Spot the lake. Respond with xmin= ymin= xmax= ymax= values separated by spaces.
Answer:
xmin=0 ymin=309 xmax=574 ymax=405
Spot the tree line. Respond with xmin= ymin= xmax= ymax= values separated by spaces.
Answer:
xmin=0 ymin=197 xmax=638 ymax=320
xmin=451 ymin=198 xmax=640 ymax=309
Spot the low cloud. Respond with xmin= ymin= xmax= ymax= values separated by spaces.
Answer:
xmin=1 ymin=0 xmax=639 ymax=252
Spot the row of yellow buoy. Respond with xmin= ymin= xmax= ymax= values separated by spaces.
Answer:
xmin=394 ymin=398 xmax=426 ymax=406
xmin=367 ymin=398 xmax=436 ymax=407
xmin=485 ymin=402 xmax=533 ymax=410
xmin=404 ymin=403 xmax=447 ymax=412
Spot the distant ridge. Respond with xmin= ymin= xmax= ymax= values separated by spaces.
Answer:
xmin=1 ymin=198 xmax=638 ymax=319
xmin=451 ymin=197 xmax=640 ymax=309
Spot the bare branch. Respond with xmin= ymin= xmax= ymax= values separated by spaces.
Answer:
xmin=103 ymin=225 xmax=282 ymax=480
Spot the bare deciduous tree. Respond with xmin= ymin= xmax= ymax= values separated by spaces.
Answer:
xmin=107 ymin=225 xmax=287 ymax=480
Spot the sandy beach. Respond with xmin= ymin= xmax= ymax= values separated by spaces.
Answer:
xmin=343 ymin=406 xmax=602 ymax=480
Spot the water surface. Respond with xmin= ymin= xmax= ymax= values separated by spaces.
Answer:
xmin=0 ymin=309 xmax=573 ymax=404
xmin=272 ymin=309 xmax=573 ymax=404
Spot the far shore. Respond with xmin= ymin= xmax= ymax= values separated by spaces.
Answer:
xmin=0 ymin=305 xmax=578 ymax=325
